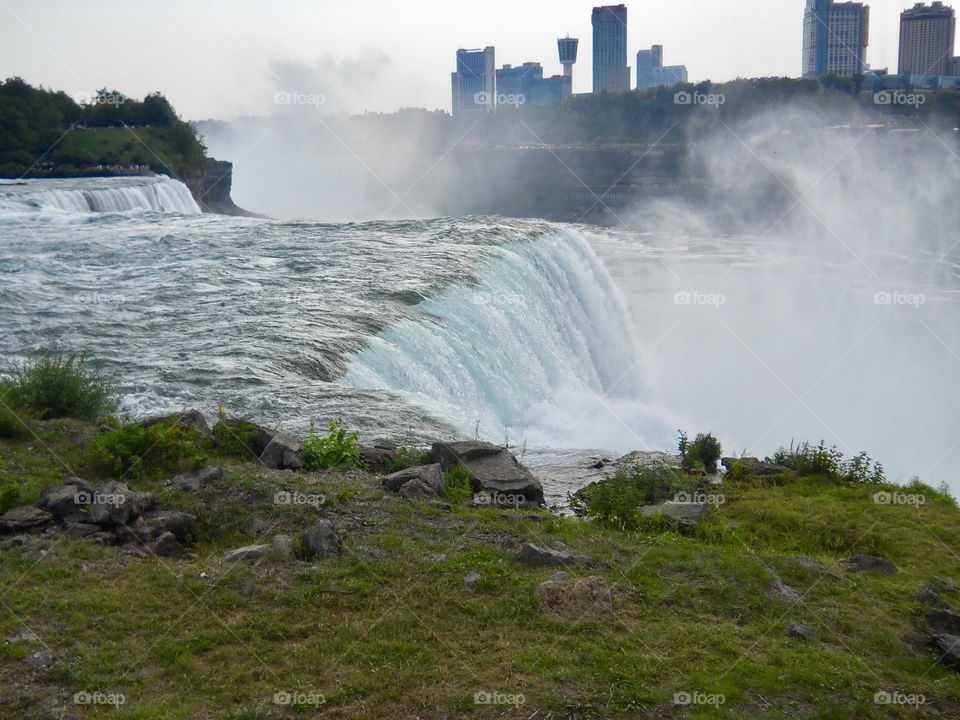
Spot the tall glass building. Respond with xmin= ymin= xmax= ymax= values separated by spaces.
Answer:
xmin=592 ymin=5 xmax=630 ymax=93
xmin=451 ymin=47 xmax=496 ymax=115
xmin=802 ymin=0 xmax=869 ymax=78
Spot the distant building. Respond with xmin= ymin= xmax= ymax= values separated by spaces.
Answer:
xmin=802 ymin=0 xmax=870 ymax=78
xmin=636 ymin=45 xmax=688 ymax=90
xmin=451 ymin=47 xmax=496 ymax=115
xmin=496 ymin=62 xmax=571 ymax=106
xmin=592 ymin=5 xmax=630 ymax=92
xmin=898 ymin=2 xmax=956 ymax=76
xmin=558 ymin=36 xmax=579 ymax=81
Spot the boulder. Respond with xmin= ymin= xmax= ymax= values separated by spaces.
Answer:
xmin=930 ymin=634 xmax=960 ymax=671
xmin=153 ymin=531 xmax=185 ymax=558
xmin=430 ymin=441 xmax=544 ymax=506
xmin=927 ymin=608 xmax=960 ymax=635
xmin=270 ymin=534 xmax=294 ymax=560
xmin=359 ymin=444 xmax=399 ymax=473
xmin=259 ymin=435 xmax=305 ymax=470
xmin=516 ymin=543 xmax=591 ymax=567
xmin=63 ymin=522 xmax=100 ymax=539
xmin=86 ymin=482 xmax=155 ymax=526
xmin=722 ymin=457 xmax=793 ymax=477
xmin=638 ymin=501 xmax=709 ymax=529
xmin=381 ymin=464 xmax=444 ymax=499
xmin=140 ymin=409 xmax=210 ymax=435
xmin=217 ymin=419 xmax=277 ymax=456
xmin=142 ymin=511 xmax=196 ymax=542
xmin=919 ymin=584 xmax=950 ymax=608
xmin=839 ymin=555 xmax=897 ymax=576
xmin=535 ymin=572 xmax=612 ymax=618
xmin=0 ymin=506 xmax=53 ymax=534
xmin=222 ymin=544 xmax=271 ymax=563
xmin=168 ymin=465 xmax=223 ymax=492
xmin=38 ymin=484 xmax=84 ymax=519
xmin=302 ymin=519 xmax=340 ymax=560
xmin=788 ymin=621 xmax=816 ymax=640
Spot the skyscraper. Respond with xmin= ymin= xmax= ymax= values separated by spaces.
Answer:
xmin=898 ymin=2 xmax=956 ymax=76
xmin=592 ymin=5 xmax=630 ymax=93
xmin=802 ymin=0 xmax=870 ymax=78
xmin=451 ymin=47 xmax=496 ymax=115
xmin=636 ymin=45 xmax=687 ymax=90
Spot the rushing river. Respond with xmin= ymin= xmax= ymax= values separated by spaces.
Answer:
xmin=2 ymin=175 xmax=959 ymax=503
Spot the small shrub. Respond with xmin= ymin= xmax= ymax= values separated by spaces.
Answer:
xmin=390 ymin=447 xmax=432 ymax=473
xmin=303 ymin=421 xmax=361 ymax=470
xmin=679 ymin=430 xmax=722 ymax=473
xmin=2 ymin=351 xmax=114 ymax=420
xmin=88 ymin=420 xmax=207 ymax=480
xmin=0 ymin=404 xmax=30 ymax=439
xmin=0 ymin=471 xmax=20 ymax=513
xmin=768 ymin=441 xmax=884 ymax=484
xmin=443 ymin=465 xmax=474 ymax=502
xmin=576 ymin=464 xmax=696 ymax=530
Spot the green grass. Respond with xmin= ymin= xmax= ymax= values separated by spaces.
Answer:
xmin=1 ymin=421 xmax=960 ymax=718
xmin=1 ymin=351 xmax=114 ymax=421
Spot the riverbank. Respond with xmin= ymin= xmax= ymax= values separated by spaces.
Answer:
xmin=2 ymin=406 xmax=960 ymax=719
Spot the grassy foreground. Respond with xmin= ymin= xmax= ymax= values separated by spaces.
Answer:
xmin=1 ymin=416 xmax=959 ymax=719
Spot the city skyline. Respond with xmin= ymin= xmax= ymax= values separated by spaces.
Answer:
xmin=0 ymin=0 xmax=951 ymax=120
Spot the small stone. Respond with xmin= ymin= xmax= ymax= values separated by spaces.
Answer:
xmin=4 ymin=629 xmax=39 ymax=644
xmin=535 ymin=574 xmax=612 ymax=618
xmin=0 ymin=506 xmax=53 ymax=534
xmin=153 ymin=531 xmax=185 ymax=558
xmin=24 ymin=649 xmax=54 ymax=668
xmin=839 ymin=555 xmax=897 ymax=576
xmin=302 ymin=520 xmax=339 ymax=560
xmin=222 ymin=544 xmax=271 ymax=563
xmin=515 ymin=543 xmax=590 ymax=567
xmin=169 ymin=465 xmax=223 ymax=492
xmin=773 ymin=578 xmax=803 ymax=603
xmin=270 ymin=534 xmax=294 ymax=560
xmin=464 ymin=570 xmax=481 ymax=588
xmin=788 ymin=622 xmax=816 ymax=640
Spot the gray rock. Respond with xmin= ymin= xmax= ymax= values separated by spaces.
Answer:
xmin=399 ymin=479 xmax=441 ymax=501
xmin=722 ymin=457 xmax=793 ymax=477
xmin=927 ymin=608 xmax=960 ymax=635
xmin=516 ymin=543 xmax=591 ymax=567
xmin=638 ymin=501 xmax=709 ymax=528
xmin=430 ymin=441 xmax=544 ymax=506
xmin=63 ymin=522 xmax=100 ymax=539
xmin=38 ymin=484 xmax=83 ymax=518
xmin=270 ymin=534 xmax=294 ymax=560
xmin=64 ymin=475 xmax=95 ymax=495
xmin=464 ymin=570 xmax=481 ymax=588
xmin=919 ymin=584 xmax=950 ymax=608
xmin=140 ymin=409 xmax=210 ymax=435
xmin=302 ymin=520 xmax=340 ymax=560
xmin=143 ymin=511 xmax=196 ymax=542
xmin=773 ymin=578 xmax=804 ymax=603
xmin=930 ymin=633 xmax=960 ymax=671
xmin=169 ymin=465 xmax=223 ymax=492
xmin=86 ymin=482 xmax=155 ymax=526
xmin=0 ymin=506 xmax=53 ymax=534
xmin=222 ymin=544 xmax=271 ymax=563
xmin=788 ymin=621 xmax=816 ymax=640
xmin=535 ymin=573 xmax=612 ymax=618
xmin=359 ymin=444 xmax=399 ymax=473
xmin=4 ymin=629 xmax=40 ymax=644
xmin=259 ymin=435 xmax=305 ymax=470
xmin=839 ymin=555 xmax=897 ymax=576
xmin=24 ymin=648 xmax=54 ymax=668
xmin=218 ymin=419 xmax=277 ymax=456
xmin=381 ymin=464 xmax=444 ymax=495
xmin=153 ymin=531 xmax=184 ymax=558
xmin=900 ymin=629 xmax=934 ymax=657
xmin=931 ymin=576 xmax=960 ymax=594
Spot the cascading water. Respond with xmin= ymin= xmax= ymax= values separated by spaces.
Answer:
xmin=344 ymin=229 xmax=674 ymax=451
xmin=0 ymin=175 xmax=200 ymax=222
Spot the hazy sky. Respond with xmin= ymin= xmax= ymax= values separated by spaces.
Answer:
xmin=0 ymin=0 xmax=929 ymax=119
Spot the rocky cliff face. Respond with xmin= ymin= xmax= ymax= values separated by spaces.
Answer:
xmin=184 ymin=158 xmax=251 ymax=216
